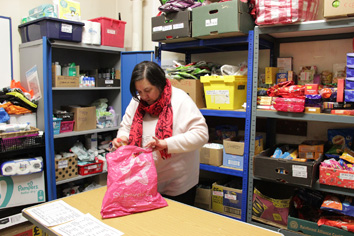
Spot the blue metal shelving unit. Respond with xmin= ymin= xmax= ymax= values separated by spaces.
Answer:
xmin=157 ymin=32 xmax=255 ymax=222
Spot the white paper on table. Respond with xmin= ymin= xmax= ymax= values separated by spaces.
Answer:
xmin=52 ymin=213 xmax=124 ymax=236
xmin=25 ymin=200 xmax=84 ymax=227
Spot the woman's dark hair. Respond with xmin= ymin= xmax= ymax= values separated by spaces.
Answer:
xmin=130 ymin=61 xmax=166 ymax=101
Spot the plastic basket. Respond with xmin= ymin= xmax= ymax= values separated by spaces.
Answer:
xmin=60 ymin=121 xmax=75 ymax=133
xmin=53 ymin=118 xmax=62 ymax=135
xmin=78 ymin=160 xmax=103 ymax=176
xmin=200 ymin=75 xmax=247 ymax=110
xmin=0 ymin=133 xmax=43 ymax=152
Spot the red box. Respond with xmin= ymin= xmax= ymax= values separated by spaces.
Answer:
xmin=89 ymin=17 xmax=126 ymax=48
xmin=78 ymin=160 xmax=103 ymax=176
xmin=305 ymin=84 xmax=319 ymax=95
xmin=337 ymin=78 xmax=345 ymax=102
xmin=319 ymin=166 xmax=354 ymax=189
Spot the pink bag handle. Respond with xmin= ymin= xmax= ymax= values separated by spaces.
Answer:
xmin=118 ymin=145 xmax=153 ymax=154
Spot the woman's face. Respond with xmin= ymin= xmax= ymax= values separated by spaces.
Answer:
xmin=135 ymin=78 xmax=161 ymax=105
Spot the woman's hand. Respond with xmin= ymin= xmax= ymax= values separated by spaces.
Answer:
xmin=145 ymin=136 xmax=167 ymax=151
xmin=111 ymin=136 xmax=128 ymax=151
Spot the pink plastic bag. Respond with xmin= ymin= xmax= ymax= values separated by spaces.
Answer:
xmin=101 ymin=145 xmax=168 ymax=218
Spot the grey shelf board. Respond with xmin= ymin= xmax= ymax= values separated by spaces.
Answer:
xmin=56 ymin=171 xmax=107 ymax=185
xmin=52 ymin=87 xmax=120 ymax=91
xmin=313 ymin=180 xmax=354 ymax=197
xmin=256 ymin=109 xmax=354 ymax=124
xmin=256 ymin=18 xmax=354 ymax=39
xmin=54 ymin=127 xmax=119 ymax=139
xmin=200 ymin=109 xmax=247 ymax=118
xmin=50 ymin=40 xmax=125 ymax=53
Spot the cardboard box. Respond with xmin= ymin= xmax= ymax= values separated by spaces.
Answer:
xmin=52 ymin=76 xmax=80 ymax=87
xmin=305 ymin=107 xmax=321 ymax=114
xmin=200 ymin=144 xmax=223 ymax=166
xmin=95 ymin=78 xmax=120 ymax=87
xmin=0 ymin=172 xmax=45 ymax=209
xmin=222 ymin=150 xmax=243 ymax=170
xmin=223 ymin=135 xmax=263 ymax=156
xmin=298 ymin=141 xmax=324 ymax=160
xmin=169 ymin=79 xmax=205 ymax=108
xmin=253 ymin=148 xmax=322 ymax=187
xmin=265 ymin=67 xmax=279 ymax=84
xmin=192 ymin=0 xmax=254 ymax=39
xmin=62 ymin=105 xmax=96 ymax=131
xmin=55 ymin=154 xmax=78 ymax=181
xmin=0 ymin=213 xmax=27 ymax=230
xmin=152 ymin=11 xmax=193 ymax=43
xmin=324 ymin=0 xmax=354 ymax=18
xmin=1 ymin=222 xmax=42 ymax=236
xmin=288 ymin=215 xmax=353 ymax=236
xmin=319 ymin=166 xmax=354 ymax=189
xmin=194 ymin=186 xmax=212 ymax=210
xmin=212 ymin=181 xmax=242 ymax=219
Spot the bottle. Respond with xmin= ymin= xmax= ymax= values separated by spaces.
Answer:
xmin=108 ymin=106 xmax=117 ymax=126
xmin=69 ymin=63 xmax=76 ymax=76
xmin=53 ymin=62 xmax=61 ymax=76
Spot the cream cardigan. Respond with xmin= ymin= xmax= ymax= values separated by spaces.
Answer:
xmin=117 ymin=86 xmax=209 ymax=196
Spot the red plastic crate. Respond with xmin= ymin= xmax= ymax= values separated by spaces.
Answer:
xmin=78 ymin=160 xmax=103 ymax=176
xmin=89 ymin=17 xmax=126 ymax=48
xmin=60 ymin=120 xmax=75 ymax=133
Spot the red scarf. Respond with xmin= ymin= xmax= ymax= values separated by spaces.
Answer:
xmin=128 ymin=79 xmax=173 ymax=159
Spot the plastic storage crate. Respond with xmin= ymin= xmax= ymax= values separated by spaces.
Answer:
xmin=18 ymin=17 xmax=84 ymax=43
xmin=78 ymin=160 xmax=103 ymax=176
xmin=0 ymin=134 xmax=44 ymax=153
xmin=89 ymin=17 xmax=126 ymax=48
xmin=200 ymin=75 xmax=247 ymax=110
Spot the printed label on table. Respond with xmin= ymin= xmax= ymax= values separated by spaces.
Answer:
xmin=292 ymin=165 xmax=307 ymax=178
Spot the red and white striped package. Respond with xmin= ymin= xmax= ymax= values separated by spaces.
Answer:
xmin=255 ymin=0 xmax=319 ymax=25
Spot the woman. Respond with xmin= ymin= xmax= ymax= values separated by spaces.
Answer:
xmin=112 ymin=61 xmax=209 ymax=206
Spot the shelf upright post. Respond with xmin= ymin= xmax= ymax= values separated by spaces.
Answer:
xmin=42 ymin=37 xmax=57 ymax=200
xmin=247 ymin=27 xmax=261 ymax=223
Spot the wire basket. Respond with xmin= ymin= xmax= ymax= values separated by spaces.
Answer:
xmin=0 ymin=133 xmax=44 ymax=153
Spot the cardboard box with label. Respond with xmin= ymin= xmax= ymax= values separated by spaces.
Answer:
xmin=0 ymin=172 xmax=46 ymax=209
xmin=169 ymin=79 xmax=206 ymax=108
xmin=152 ymin=11 xmax=193 ymax=43
xmin=62 ymin=105 xmax=96 ymax=131
xmin=212 ymin=181 xmax=242 ymax=219
xmin=192 ymin=0 xmax=254 ymax=39
xmin=200 ymin=143 xmax=223 ymax=166
xmin=253 ymin=148 xmax=322 ymax=187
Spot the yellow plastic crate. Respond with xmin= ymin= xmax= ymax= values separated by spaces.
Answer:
xmin=200 ymin=75 xmax=247 ymax=110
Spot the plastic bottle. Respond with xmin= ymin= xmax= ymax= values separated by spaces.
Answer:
xmin=108 ymin=106 xmax=117 ymax=126
xmin=69 ymin=63 xmax=76 ymax=76
xmin=55 ymin=62 xmax=61 ymax=76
